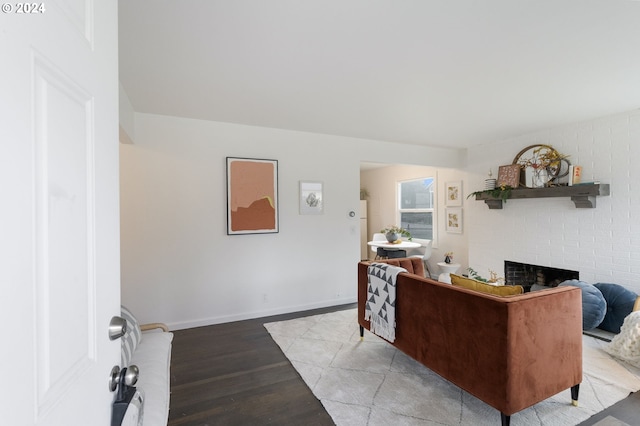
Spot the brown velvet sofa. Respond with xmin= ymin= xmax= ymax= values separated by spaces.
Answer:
xmin=358 ymin=258 xmax=583 ymax=426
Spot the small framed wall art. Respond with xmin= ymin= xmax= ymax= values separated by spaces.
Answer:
xmin=497 ymin=164 xmax=522 ymax=188
xmin=445 ymin=181 xmax=462 ymax=206
xmin=226 ymin=157 xmax=278 ymax=235
xmin=445 ymin=207 xmax=463 ymax=234
xmin=299 ymin=181 xmax=323 ymax=215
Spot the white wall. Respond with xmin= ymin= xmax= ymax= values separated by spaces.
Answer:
xmin=118 ymin=82 xmax=135 ymax=144
xmin=467 ymin=109 xmax=640 ymax=295
xmin=360 ymin=165 xmax=469 ymax=276
xmin=120 ymin=113 xmax=464 ymax=329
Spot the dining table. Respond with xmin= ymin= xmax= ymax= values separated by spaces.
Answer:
xmin=367 ymin=240 xmax=421 ymax=259
xmin=367 ymin=240 xmax=421 ymax=250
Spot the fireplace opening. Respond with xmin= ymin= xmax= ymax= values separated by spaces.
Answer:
xmin=504 ymin=261 xmax=579 ymax=292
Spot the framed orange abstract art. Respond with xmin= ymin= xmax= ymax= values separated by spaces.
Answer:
xmin=226 ymin=157 xmax=278 ymax=235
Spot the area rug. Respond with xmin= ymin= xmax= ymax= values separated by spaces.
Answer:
xmin=264 ymin=309 xmax=640 ymax=426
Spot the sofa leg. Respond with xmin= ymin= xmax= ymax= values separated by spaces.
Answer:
xmin=501 ymin=412 xmax=510 ymax=426
xmin=571 ymin=384 xmax=580 ymax=407
xmin=359 ymin=325 xmax=364 ymax=341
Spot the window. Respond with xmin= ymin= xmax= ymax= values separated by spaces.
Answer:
xmin=398 ymin=178 xmax=435 ymax=240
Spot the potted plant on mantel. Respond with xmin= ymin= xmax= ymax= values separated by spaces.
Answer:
xmin=468 ymin=184 xmax=514 ymax=203
xmin=380 ymin=225 xmax=412 ymax=243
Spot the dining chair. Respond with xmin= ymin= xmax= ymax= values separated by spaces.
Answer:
xmin=405 ymin=239 xmax=432 ymax=278
xmin=371 ymin=233 xmax=387 ymax=260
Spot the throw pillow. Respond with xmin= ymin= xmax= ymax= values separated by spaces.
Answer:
xmin=594 ymin=283 xmax=639 ymax=333
xmin=451 ymin=274 xmax=524 ymax=296
xmin=604 ymin=311 xmax=640 ymax=368
xmin=559 ymin=280 xmax=606 ymax=330
xmin=121 ymin=305 xmax=142 ymax=366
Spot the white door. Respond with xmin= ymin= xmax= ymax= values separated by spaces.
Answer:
xmin=1 ymin=2 xmax=120 ymax=425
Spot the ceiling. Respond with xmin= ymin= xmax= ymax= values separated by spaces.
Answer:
xmin=118 ymin=0 xmax=640 ymax=149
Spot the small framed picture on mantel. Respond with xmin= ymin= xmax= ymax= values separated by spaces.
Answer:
xmin=497 ymin=164 xmax=522 ymax=188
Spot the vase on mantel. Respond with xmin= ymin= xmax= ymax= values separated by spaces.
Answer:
xmin=531 ymin=167 xmax=549 ymax=188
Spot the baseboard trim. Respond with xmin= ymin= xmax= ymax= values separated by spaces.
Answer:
xmin=168 ymin=297 xmax=357 ymax=330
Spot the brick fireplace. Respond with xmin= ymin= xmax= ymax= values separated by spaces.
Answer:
xmin=505 ymin=261 xmax=579 ymax=292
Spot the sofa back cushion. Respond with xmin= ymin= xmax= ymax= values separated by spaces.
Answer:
xmin=365 ymin=257 xmax=424 ymax=276
xmin=451 ymin=274 xmax=524 ymax=296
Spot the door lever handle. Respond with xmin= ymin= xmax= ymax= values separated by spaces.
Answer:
xmin=109 ymin=316 xmax=127 ymax=340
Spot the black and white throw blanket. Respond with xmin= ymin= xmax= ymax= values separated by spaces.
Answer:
xmin=364 ymin=263 xmax=406 ymax=342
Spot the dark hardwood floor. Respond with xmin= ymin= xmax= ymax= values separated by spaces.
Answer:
xmin=168 ymin=304 xmax=355 ymax=426
xmin=168 ymin=303 xmax=638 ymax=426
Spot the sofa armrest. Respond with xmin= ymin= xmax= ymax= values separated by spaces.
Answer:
xmin=141 ymin=322 xmax=169 ymax=332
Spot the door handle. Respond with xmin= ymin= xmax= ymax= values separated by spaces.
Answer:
xmin=109 ymin=365 xmax=139 ymax=391
xmin=109 ymin=316 xmax=127 ymax=340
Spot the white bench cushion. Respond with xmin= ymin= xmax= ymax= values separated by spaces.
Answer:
xmin=130 ymin=331 xmax=173 ymax=426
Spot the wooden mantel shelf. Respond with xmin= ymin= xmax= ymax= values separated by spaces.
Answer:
xmin=474 ymin=184 xmax=610 ymax=209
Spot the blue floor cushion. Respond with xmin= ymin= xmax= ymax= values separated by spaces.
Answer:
xmin=594 ymin=283 xmax=638 ymax=333
xmin=559 ymin=280 xmax=607 ymax=330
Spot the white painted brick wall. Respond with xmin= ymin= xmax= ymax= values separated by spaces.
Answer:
xmin=467 ymin=109 xmax=640 ymax=295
